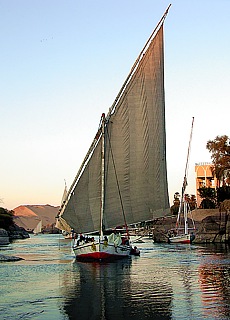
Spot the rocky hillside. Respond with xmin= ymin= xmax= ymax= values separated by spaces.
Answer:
xmin=13 ymin=204 xmax=59 ymax=233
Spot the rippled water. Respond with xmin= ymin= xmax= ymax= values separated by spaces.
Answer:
xmin=0 ymin=235 xmax=230 ymax=320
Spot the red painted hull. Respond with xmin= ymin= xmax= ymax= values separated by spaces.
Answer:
xmin=177 ymin=239 xmax=191 ymax=244
xmin=76 ymin=251 xmax=128 ymax=261
xmin=168 ymin=234 xmax=194 ymax=244
xmin=73 ymin=242 xmax=131 ymax=261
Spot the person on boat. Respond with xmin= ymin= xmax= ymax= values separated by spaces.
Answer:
xmin=130 ymin=246 xmax=140 ymax=256
xmin=85 ymin=235 xmax=90 ymax=243
xmin=190 ymin=232 xmax=195 ymax=242
xmin=75 ymin=234 xmax=85 ymax=246
xmin=121 ymin=236 xmax=129 ymax=245
xmin=80 ymin=234 xmax=85 ymax=242
xmin=103 ymin=236 xmax=108 ymax=246
xmin=76 ymin=239 xmax=80 ymax=246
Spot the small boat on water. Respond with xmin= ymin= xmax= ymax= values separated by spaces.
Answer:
xmin=168 ymin=117 xmax=196 ymax=244
xmin=56 ymin=5 xmax=171 ymax=261
xmin=33 ymin=220 xmax=42 ymax=235
xmin=56 ymin=181 xmax=73 ymax=239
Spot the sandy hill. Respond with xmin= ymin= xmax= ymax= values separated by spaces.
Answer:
xmin=13 ymin=204 xmax=59 ymax=232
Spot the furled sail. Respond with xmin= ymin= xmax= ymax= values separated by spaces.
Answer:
xmin=60 ymin=15 xmax=170 ymax=234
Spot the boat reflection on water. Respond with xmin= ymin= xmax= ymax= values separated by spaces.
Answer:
xmin=60 ymin=257 xmax=172 ymax=320
xmin=2 ymin=235 xmax=230 ymax=319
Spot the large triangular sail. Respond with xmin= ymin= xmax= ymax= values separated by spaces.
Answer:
xmin=58 ymin=7 xmax=170 ymax=234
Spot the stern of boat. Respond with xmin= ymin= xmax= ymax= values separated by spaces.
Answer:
xmin=73 ymin=241 xmax=131 ymax=261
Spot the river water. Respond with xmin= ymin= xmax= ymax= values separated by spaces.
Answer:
xmin=0 ymin=234 xmax=230 ymax=320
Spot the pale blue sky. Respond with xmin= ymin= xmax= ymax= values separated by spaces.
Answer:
xmin=1 ymin=0 xmax=229 ymax=209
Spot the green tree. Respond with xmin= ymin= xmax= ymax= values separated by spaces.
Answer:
xmin=206 ymin=135 xmax=230 ymax=187
xmin=186 ymin=194 xmax=197 ymax=210
xmin=197 ymin=187 xmax=217 ymax=209
xmin=170 ymin=192 xmax=180 ymax=215
xmin=216 ymin=186 xmax=230 ymax=203
xmin=0 ymin=207 xmax=14 ymax=230
xmin=170 ymin=192 xmax=197 ymax=214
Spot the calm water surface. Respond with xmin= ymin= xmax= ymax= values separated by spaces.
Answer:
xmin=0 ymin=234 xmax=230 ymax=320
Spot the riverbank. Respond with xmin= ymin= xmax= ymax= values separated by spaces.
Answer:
xmin=0 ymin=254 xmax=24 ymax=262
xmin=151 ymin=209 xmax=230 ymax=243
xmin=0 ymin=225 xmax=30 ymax=246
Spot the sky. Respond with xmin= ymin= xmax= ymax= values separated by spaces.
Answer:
xmin=0 ymin=0 xmax=229 ymax=210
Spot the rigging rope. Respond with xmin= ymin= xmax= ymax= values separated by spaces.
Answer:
xmin=105 ymin=123 xmax=130 ymax=238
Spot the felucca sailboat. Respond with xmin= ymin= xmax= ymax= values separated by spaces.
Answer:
xmin=56 ymin=5 xmax=171 ymax=261
xmin=168 ymin=117 xmax=196 ymax=244
xmin=33 ymin=220 xmax=42 ymax=235
xmin=56 ymin=181 xmax=73 ymax=238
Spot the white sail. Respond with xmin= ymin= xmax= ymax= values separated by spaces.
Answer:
xmin=55 ymin=182 xmax=72 ymax=233
xmin=60 ymin=15 xmax=170 ymax=235
xmin=33 ymin=220 xmax=42 ymax=234
xmin=104 ymin=25 xmax=168 ymax=228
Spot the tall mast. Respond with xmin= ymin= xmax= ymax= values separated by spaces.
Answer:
xmin=182 ymin=117 xmax=194 ymax=197
xmin=184 ymin=117 xmax=194 ymax=234
xmin=100 ymin=113 xmax=106 ymax=239
xmin=176 ymin=117 xmax=194 ymax=232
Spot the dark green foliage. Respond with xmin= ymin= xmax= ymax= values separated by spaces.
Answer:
xmin=198 ymin=186 xmax=230 ymax=208
xmin=170 ymin=204 xmax=179 ymax=215
xmin=206 ymin=135 xmax=230 ymax=186
xmin=197 ymin=187 xmax=217 ymax=209
xmin=170 ymin=192 xmax=197 ymax=214
xmin=198 ymin=187 xmax=216 ymax=200
xmin=200 ymin=198 xmax=216 ymax=209
xmin=217 ymin=186 xmax=230 ymax=203
xmin=170 ymin=192 xmax=180 ymax=215
xmin=185 ymin=194 xmax=197 ymax=210
xmin=0 ymin=207 xmax=14 ymax=230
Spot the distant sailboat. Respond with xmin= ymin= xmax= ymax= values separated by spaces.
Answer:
xmin=56 ymin=5 xmax=171 ymax=261
xmin=56 ymin=181 xmax=73 ymax=238
xmin=168 ymin=117 xmax=196 ymax=244
xmin=33 ymin=220 xmax=42 ymax=235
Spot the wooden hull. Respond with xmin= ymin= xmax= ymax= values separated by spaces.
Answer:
xmin=168 ymin=234 xmax=194 ymax=244
xmin=73 ymin=241 xmax=131 ymax=261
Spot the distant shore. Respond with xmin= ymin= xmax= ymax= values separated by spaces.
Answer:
xmin=150 ymin=209 xmax=230 ymax=244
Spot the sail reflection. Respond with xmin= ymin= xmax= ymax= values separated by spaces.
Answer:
xmin=60 ymin=258 xmax=172 ymax=320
